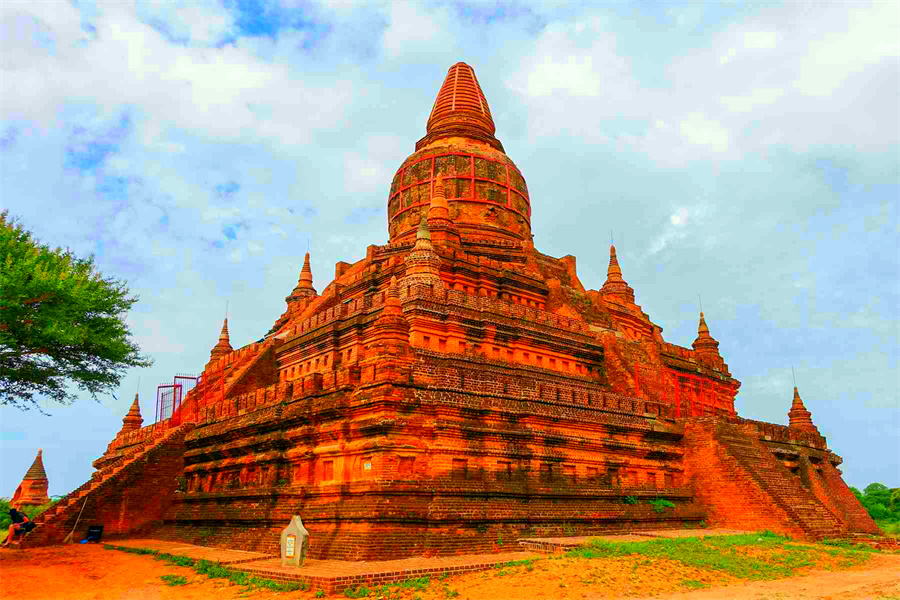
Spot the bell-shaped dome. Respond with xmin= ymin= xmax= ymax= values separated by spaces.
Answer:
xmin=388 ymin=62 xmax=531 ymax=245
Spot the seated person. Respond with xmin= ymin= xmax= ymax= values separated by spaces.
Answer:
xmin=1 ymin=509 xmax=36 ymax=547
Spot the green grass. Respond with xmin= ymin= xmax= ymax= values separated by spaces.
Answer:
xmin=344 ymin=585 xmax=372 ymax=598
xmin=680 ymin=579 xmax=709 ymax=589
xmin=160 ymin=575 xmax=188 ymax=587
xmin=566 ymin=531 xmax=874 ymax=581
xmin=820 ymin=538 xmax=879 ymax=552
xmin=394 ymin=577 xmax=431 ymax=591
xmin=104 ymin=545 xmax=302 ymax=593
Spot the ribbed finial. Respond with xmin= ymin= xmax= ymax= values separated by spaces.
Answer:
xmin=698 ymin=311 xmax=710 ymax=336
xmin=430 ymin=174 xmax=450 ymax=217
xmin=23 ymin=449 xmax=48 ymax=480
xmin=791 ymin=386 xmax=804 ymax=410
xmin=600 ymin=244 xmax=634 ymax=302
xmin=299 ymin=252 xmax=313 ymax=287
xmin=692 ymin=310 xmax=721 ymax=359
xmin=788 ymin=385 xmax=819 ymax=433
xmin=418 ymin=62 xmax=502 ymax=152
xmin=382 ymin=275 xmax=403 ymax=316
xmin=121 ymin=391 xmax=144 ymax=432
xmin=388 ymin=275 xmax=400 ymax=299
xmin=607 ymin=245 xmax=624 ymax=282
xmin=209 ymin=317 xmax=234 ymax=362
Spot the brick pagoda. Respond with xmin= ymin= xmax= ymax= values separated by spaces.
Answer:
xmin=11 ymin=449 xmax=49 ymax=509
xmin=23 ymin=62 xmax=880 ymax=556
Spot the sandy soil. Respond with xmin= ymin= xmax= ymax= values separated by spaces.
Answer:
xmin=1 ymin=544 xmax=898 ymax=600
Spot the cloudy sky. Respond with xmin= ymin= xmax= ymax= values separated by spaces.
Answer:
xmin=1 ymin=0 xmax=898 ymax=498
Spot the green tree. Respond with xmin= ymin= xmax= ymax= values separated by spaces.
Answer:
xmin=0 ymin=211 xmax=152 ymax=411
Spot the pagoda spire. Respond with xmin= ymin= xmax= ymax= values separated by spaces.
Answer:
xmin=692 ymin=311 xmax=721 ymax=356
xmin=405 ymin=214 xmax=443 ymax=288
xmin=11 ymin=449 xmax=50 ymax=509
xmin=416 ymin=62 xmax=503 ymax=152
xmin=416 ymin=212 xmax=432 ymax=245
xmin=286 ymin=251 xmax=318 ymax=305
xmin=120 ymin=391 xmax=143 ymax=434
xmin=788 ymin=385 xmax=820 ymax=434
xmin=600 ymin=245 xmax=635 ymax=303
xmin=24 ymin=449 xmax=47 ymax=481
xmin=427 ymin=174 xmax=460 ymax=247
xmin=429 ymin=174 xmax=450 ymax=221
xmin=209 ymin=317 xmax=233 ymax=362
xmin=383 ymin=275 xmax=402 ymax=316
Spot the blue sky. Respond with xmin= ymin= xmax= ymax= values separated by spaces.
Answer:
xmin=1 ymin=0 xmax=898 ymax=497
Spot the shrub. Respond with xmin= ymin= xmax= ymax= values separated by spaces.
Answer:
xmin=622 ymin=496 xmax=638 ymax=505
xmin=649 ymin=499 xmax=675 ymax=513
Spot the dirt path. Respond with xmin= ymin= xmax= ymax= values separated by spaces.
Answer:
xmin=1 ymin=545 xmax=898 ymax=600
xmin=637 ymin=553 xmax=900 ymax=600
xmin=0 ymin=545 xmax=260 ymax=600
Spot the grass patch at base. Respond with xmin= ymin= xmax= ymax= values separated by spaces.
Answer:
xmin=567 ymin=531 xmax=875 ymax=581
xmin=160 ymin=574 xmax=188 ymax=587
xmin=104 ymin=545 xmax=305 ymax=593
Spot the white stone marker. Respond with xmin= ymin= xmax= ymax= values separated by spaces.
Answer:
xmin=280 ymin=515 xmax=310 ymax=567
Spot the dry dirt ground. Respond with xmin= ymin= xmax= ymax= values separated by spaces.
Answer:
xmin=1 ymin=544 xmax=898 ymax=600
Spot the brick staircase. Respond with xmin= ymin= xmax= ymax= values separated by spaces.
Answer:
xmin=14 ymin=425 xmax=190 ymax=548
xmin=222 ymin=346 xmax=264 ymax=396
xmin=713 ymin=422 xmax=845 ymax=540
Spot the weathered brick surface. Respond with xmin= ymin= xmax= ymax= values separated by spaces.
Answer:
xmin=682 ymin=418 xmax=848 ymax=540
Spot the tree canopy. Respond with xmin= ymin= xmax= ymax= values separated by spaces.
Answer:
xmin=850 ymin=482 xmax=900 ymax=523
xmin=0 ymin=210 xmax=152 ymax=411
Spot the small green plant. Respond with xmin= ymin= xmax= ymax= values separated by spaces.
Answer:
xmin=276 ymin=479 xmax=289 ymax=487
xmin=439 ymin=571 xmax=449 ymax=581
xmin=394 ymin=577 xmax=430 ymax=591
xmin=344 ymin=585 xmax=372 ymax=598
xmin=315 ymin=590 xmax=326 ymax=598
xmin=496 ymin=532 xmax=504 ymax=546
xmin=649 ymin=498 xmax=675 ymax=513
xmin=698 ymin=520 xmax=707 ymax=528
xmin=160 ymin=575 xmax=188 ymax=587
xmin=681 ymin=579 xmax=708 ymax=589
xmin=622 ymin=496 xmax=638 ymax=505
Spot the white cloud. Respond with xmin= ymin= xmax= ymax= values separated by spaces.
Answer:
xmin=720 ymin=87 xmax=785 ymax=113
xmin=670 ymin=207 xmax=690 ymax=226
xmin=137 ymin=0 xmax=236 ymax=46
xmin=678 ymin=113 xmax=730 ymax=153
xmin=202 ymin=206 xmax=241 ymax=222
xmin=508 ymin=20 xmax=630 ymax=101
xmin=381 ymin=2 xmax=450 ymax=59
